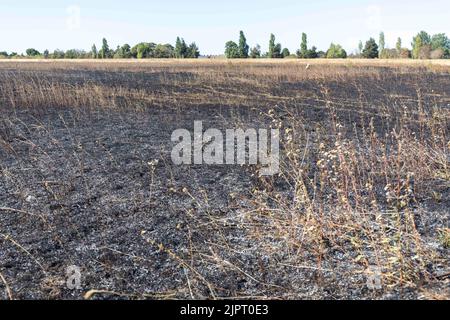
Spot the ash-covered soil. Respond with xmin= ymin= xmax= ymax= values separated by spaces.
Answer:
xmin=0 ymin=106 xmax=266 ymax=299
xmin=1 ymin=105 xmax=447 ymax=300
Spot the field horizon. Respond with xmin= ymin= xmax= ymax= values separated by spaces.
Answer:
xmin=1 ymin=58 xmax=450 ymax=66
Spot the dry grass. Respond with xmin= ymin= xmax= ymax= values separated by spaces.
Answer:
xmin=1 ymin=59 xmax=449 ymax=109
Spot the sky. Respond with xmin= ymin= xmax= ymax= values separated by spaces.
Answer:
xmin=0 ymin=0 xmax=449 ymax=55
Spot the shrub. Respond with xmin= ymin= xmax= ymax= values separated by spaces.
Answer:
xmin=249 ymin=45 xmax=261 ymax=58
xmin=281 ymin=48 xmax=290 ymax=58
xmin=418 ymin=45 xmax=432 ymax=59
xmin=326 ymin=43 xmax=347 ymax=58
xmin=26 ymin=48 xmax=41 ymax=57
xmin=399 ymin=48 xmax=412 ymax=59
xmin=430 ymin=48 xmax=445 ymax=59
xmin=380 ymin=48 xmax=399 ymax=59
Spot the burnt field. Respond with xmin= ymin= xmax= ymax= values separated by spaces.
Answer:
xmin=0 ymin=60 xmax=449 ymax=300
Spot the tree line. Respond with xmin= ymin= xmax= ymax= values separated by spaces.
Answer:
xmin=0 ymin=37 xmax=200 ymax=59
xmin=225 ymin=32 xmax=349 ymax=59
xmin=1 ymin=30 xmax=449 ymax=59
xmin=224 ymin=30 xmax=450 ymax=59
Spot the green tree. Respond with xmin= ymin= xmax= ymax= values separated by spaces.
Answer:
xmin=358 ymin=40 xmax=363 ymax=55
xmin=238 ymin=31 xmax=249 ymax=58
xmin=268 ymin=34 xmax=282 ymax=58
xmin=412 ymin=31 xmax=431 ymax=59
xmin=282 ymin=48 xmax=291 ymax=58
xmin=396 ymin=37 xmax=402 ymax=53
xmin=43 ymin=49 xmax=49 ymax=59
xmin=379 ymin=32 xmax=385 ymax=58
xmin=431 ymin=33 xmax=450 ymax=57
xmin=273 ymin=44 xmax=282 ymax=58
xmin=175 ymin=37 xmax=182 ymax=58
xmin=53 ymin=49 xmax=65 ymax=59
xmin=132 ymin=43 xmax=152 ymax=59
xmin=326 ymin=43 xmax=347 ymax=58
xmin=75 ymin=49 xmax=88 ymax=59
xmin=268 ymin=34 xmax=276 ymax=58
xmin=298 ymin=32 xmax=308 ymax=58
xmin=26 ymin=48 xmax=41 ymax=57
xmin=431 ymin=33 xmax=449 ymax=50
xmin=296 ymin=34 xmax=318 ymax=58
xmin=307 ymin=46 xmax=318 ymax=58
xmin=187 ymin=42 xmax=200 ymax=58
xmin=362 ymin=38 xmax=379 ymax=58
xmin=113 ymin=44 xmax=131 ymax=59
xmin=65 ymin=49 xmax=78 ymax=59
xmin=91 ymin=44 xmax=98 ymax=59
xmin=154 ymin=44 xmax=174 ymax=58
xmin=121 ymin=44 xmax=132 ymax=58
xmin=180 ymin=38 xmax=188 ymax=57
xmin=250 ymin=45 xmax=261 ymax=58
xmin=225 ymin=41 xmax=240 ymax=59
xmin=135 ymin=44 xmax=146 ymax=59
xmin=99 ymin=38 xmax=110 ymax=59
xmin=113 ymin=45 xmax=121 ymax=58
xmin=175 ymin=37 xmax=188 ymax=58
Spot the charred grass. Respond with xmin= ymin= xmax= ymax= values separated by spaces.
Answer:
xmin=0 ymin=60 xmax=449 ymax=299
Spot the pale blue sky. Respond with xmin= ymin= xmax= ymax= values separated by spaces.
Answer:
xmin=1 ymin=0 xmax=449 ymax=55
